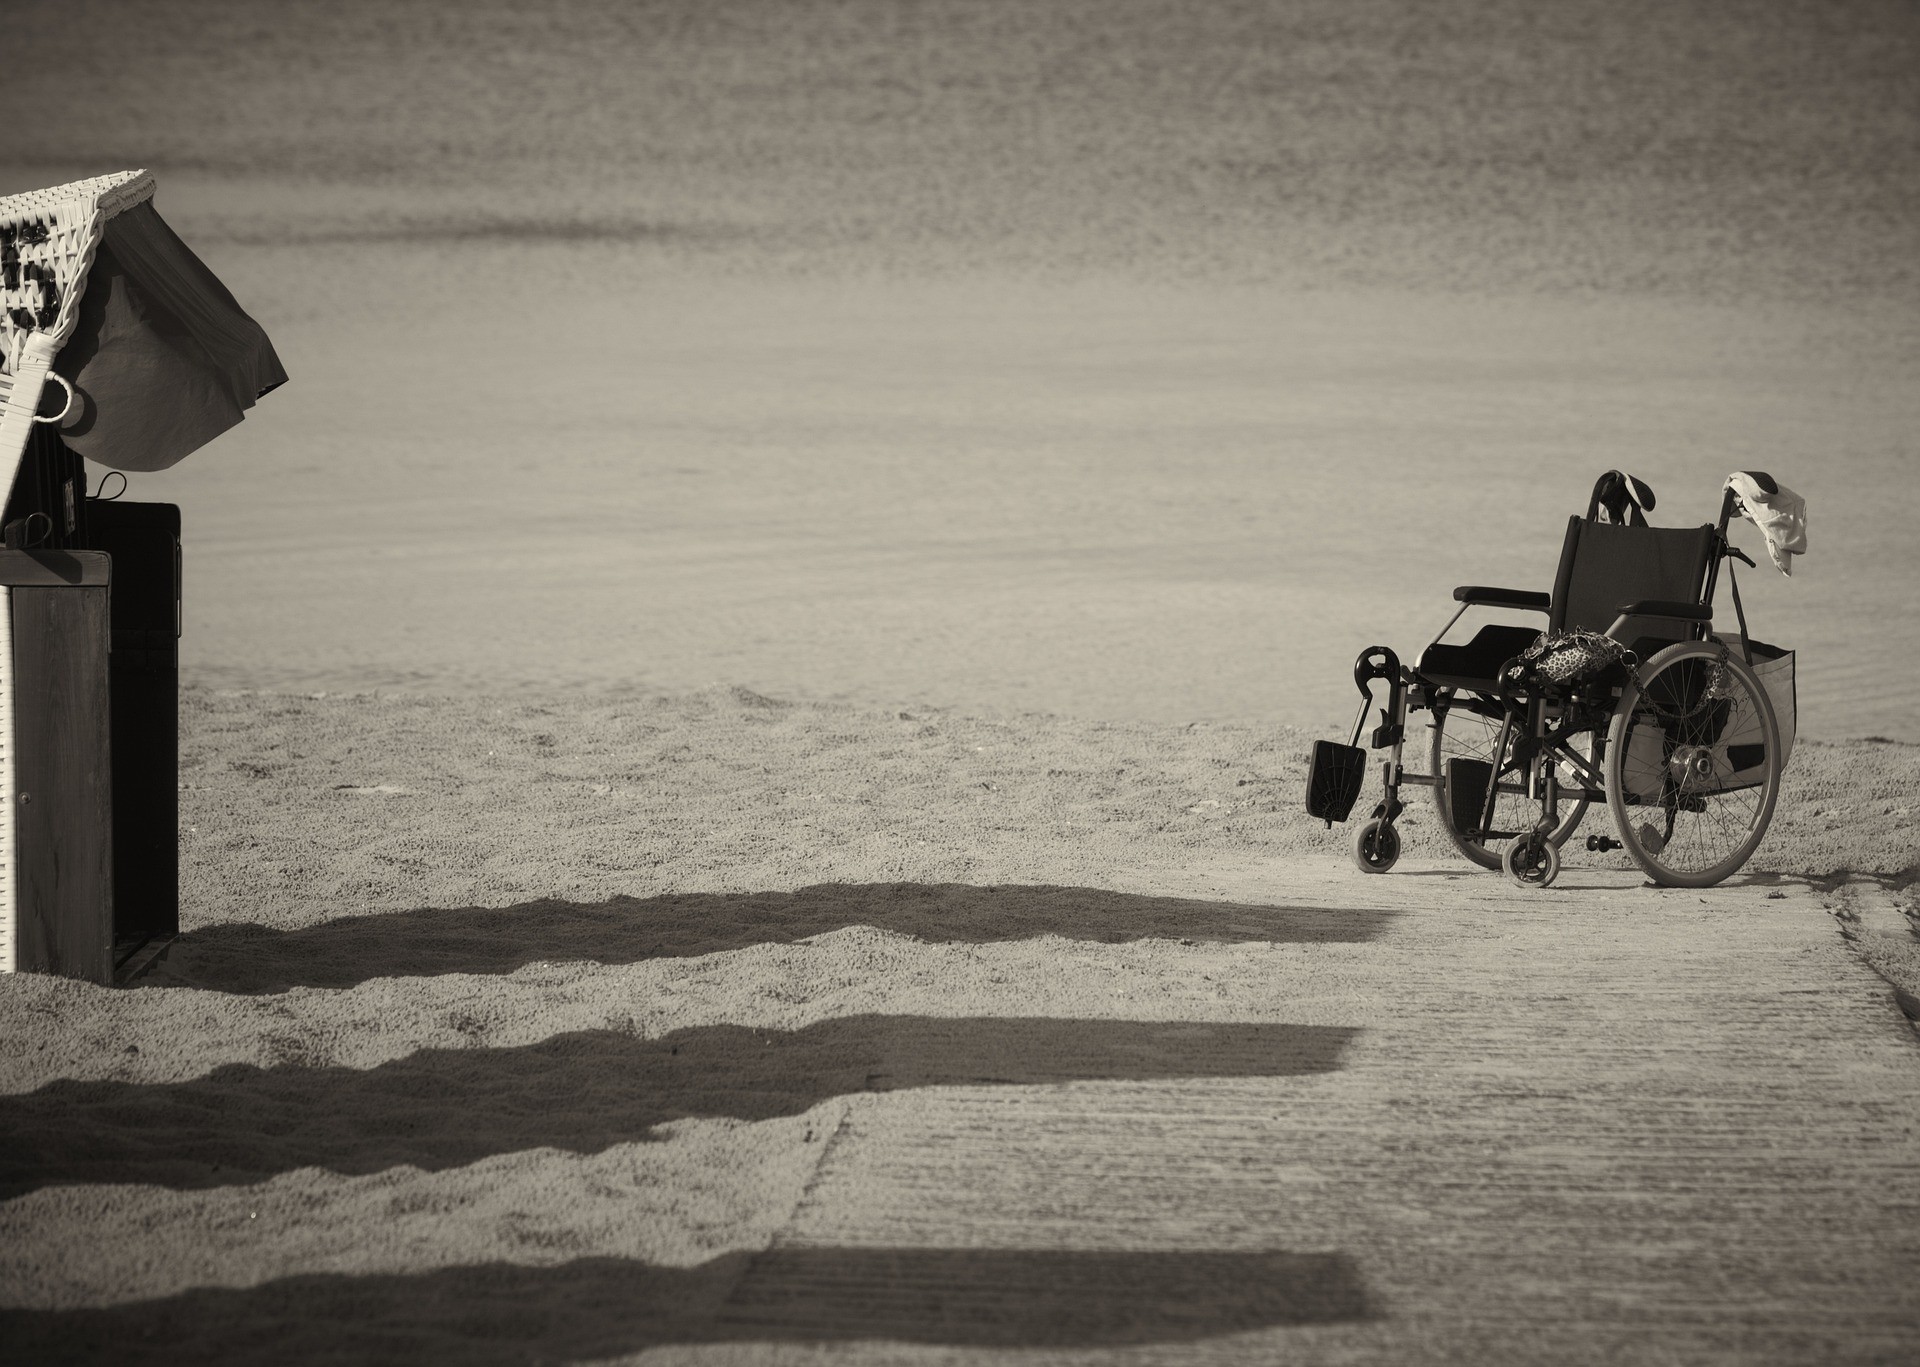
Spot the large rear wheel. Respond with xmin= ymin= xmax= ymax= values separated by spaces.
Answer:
xmin=1605 ymin=641 xmax=1782 ymax=888
xmin=1430 ymin=692 xmax=1593 ymax=870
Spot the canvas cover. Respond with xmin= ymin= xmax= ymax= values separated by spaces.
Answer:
xmin=47 ymin=200 xmax=284 ymax=472
xmin=1739 ymin=639 xmax=1796 ymax=774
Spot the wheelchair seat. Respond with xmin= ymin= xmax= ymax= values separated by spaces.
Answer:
xmin=1415 ymin=517 xmax=1722 ymax=693
xmin=1416 ymin=623 xmax=1541 ymax=692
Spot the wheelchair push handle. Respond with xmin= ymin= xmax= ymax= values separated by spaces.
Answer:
xmin=1348 ymin=645 xmax=1402 ymax=748
xmin=1353 ymin=645 xmax=1400 ymax=694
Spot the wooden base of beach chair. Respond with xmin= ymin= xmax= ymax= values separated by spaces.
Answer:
xmin=0 ymin=551 xmax=113 ymax=983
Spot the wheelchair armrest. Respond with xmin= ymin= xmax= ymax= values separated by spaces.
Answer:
xmin=1604 ymin=600 xmax=1711 ymax=640
xmin=1452 ymin=586 xmax=1551 ymax=611
xmin=1619 ymin=600 xmax=1712 ymax=621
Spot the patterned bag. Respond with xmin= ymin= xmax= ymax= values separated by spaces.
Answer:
xmin=1515 ymin=630 xmax=1636 ymax=687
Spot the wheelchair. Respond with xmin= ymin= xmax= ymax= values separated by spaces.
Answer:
xmin=1306 ymin=472 xmax=1791 ymax=889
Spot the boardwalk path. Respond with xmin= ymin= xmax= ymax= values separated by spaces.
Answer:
xmin=703 ymin=864 xmax=1920 ymax=1365
xmin=2 ymin=865 xmax=1914 ymax=1364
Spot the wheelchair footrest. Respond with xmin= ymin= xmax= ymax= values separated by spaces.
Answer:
xmin=1446 ymin=757 xmax=1494 ymax=837
xmin=1306 ymin=740 xmax=1367 ymax=824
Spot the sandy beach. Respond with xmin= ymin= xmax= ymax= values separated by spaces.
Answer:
xmin=78 ymin=266 xmax=1920 ymax=742
xmin=4 ymin=1 xmax=1920 ymax=1360
xmin=0 ymin=686 xmax=1916 ymax=1362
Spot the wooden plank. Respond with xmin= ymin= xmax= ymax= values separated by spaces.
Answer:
xmin=111 ymin=932 xmax=175 ymax=986
xmin=0 ymin=585 xmax=12 ymax=973
xmin=108 ymin=644 xmax=177 ymax=942
xmin=10 ymin=581 xmax=112 ymax=983
xmin=89 ymin=507 xmax=181 ymax=942
xmin=0 ymin=549 xmax=110 ymax=588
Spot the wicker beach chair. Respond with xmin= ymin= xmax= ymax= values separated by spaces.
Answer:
xmin=0 ymin=173 xmax=150 ymax=979
xmin=0 ymin=170 xmax=156 ymax=515
xmin=0 ymin=170 xmax=280 ymax=979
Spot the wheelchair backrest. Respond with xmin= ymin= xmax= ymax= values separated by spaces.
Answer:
xmin=1549 ymin=516 xmax=1717 ymax=649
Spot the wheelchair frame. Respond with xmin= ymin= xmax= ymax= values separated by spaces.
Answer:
xmin=1318 ymin=477 xmax=1780 ymax=889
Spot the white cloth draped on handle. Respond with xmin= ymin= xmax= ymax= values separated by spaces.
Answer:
xmin=1724 ymin=471 xmax=1806 ymax=575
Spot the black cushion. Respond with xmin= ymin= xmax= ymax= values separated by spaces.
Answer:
xmin=1416 ymin=624 xmax=1542 ymax=692
xmin=1453 ymin=585 xmax=1551 ymax=610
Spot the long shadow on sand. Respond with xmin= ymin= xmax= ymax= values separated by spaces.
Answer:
xmin=0 ymin=1015 xmax=1357 ymax=1197
xmin=155 ymin=882 xmax=1398 ymax=994
xmin=2 ymin=1247 xmax=1371 ymax=1363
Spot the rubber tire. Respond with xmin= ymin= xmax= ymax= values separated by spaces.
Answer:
xmin=1353 ymin=817 xmax=1402 ymax=874
xmin=1604 ymin=640 xmax=1782 ymax=888
xmin=1430 ymin=693 xmax=1592 ymax=870
xmin=1502 ymin=834 xmax=1560 ymax=888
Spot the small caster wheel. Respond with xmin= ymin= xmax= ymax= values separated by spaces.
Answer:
xmin=1353 ymin=817 xmax=1401 ymax=874
xmin=1503 ymin=834 xmax=1560 ymax=888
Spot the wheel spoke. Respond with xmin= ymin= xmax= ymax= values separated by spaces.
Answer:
xmin=1432 ymin=692 xmax=1595 ymax=869
xmin=1608 ymin=644 xmax=1780 ymax=886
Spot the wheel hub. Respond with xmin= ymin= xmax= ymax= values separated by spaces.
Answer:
xmin=1668 ymin=745 xmax=1715 ymax=786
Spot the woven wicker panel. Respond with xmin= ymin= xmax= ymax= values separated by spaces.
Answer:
xmin=0 ymin=171 xmax=154 ymax=374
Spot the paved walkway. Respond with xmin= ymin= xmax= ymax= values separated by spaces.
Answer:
xmin=700 ymin=864 xmax=1920 ymax=1365
xmin=4 ymin=862 xmax=1915 ymax=1364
